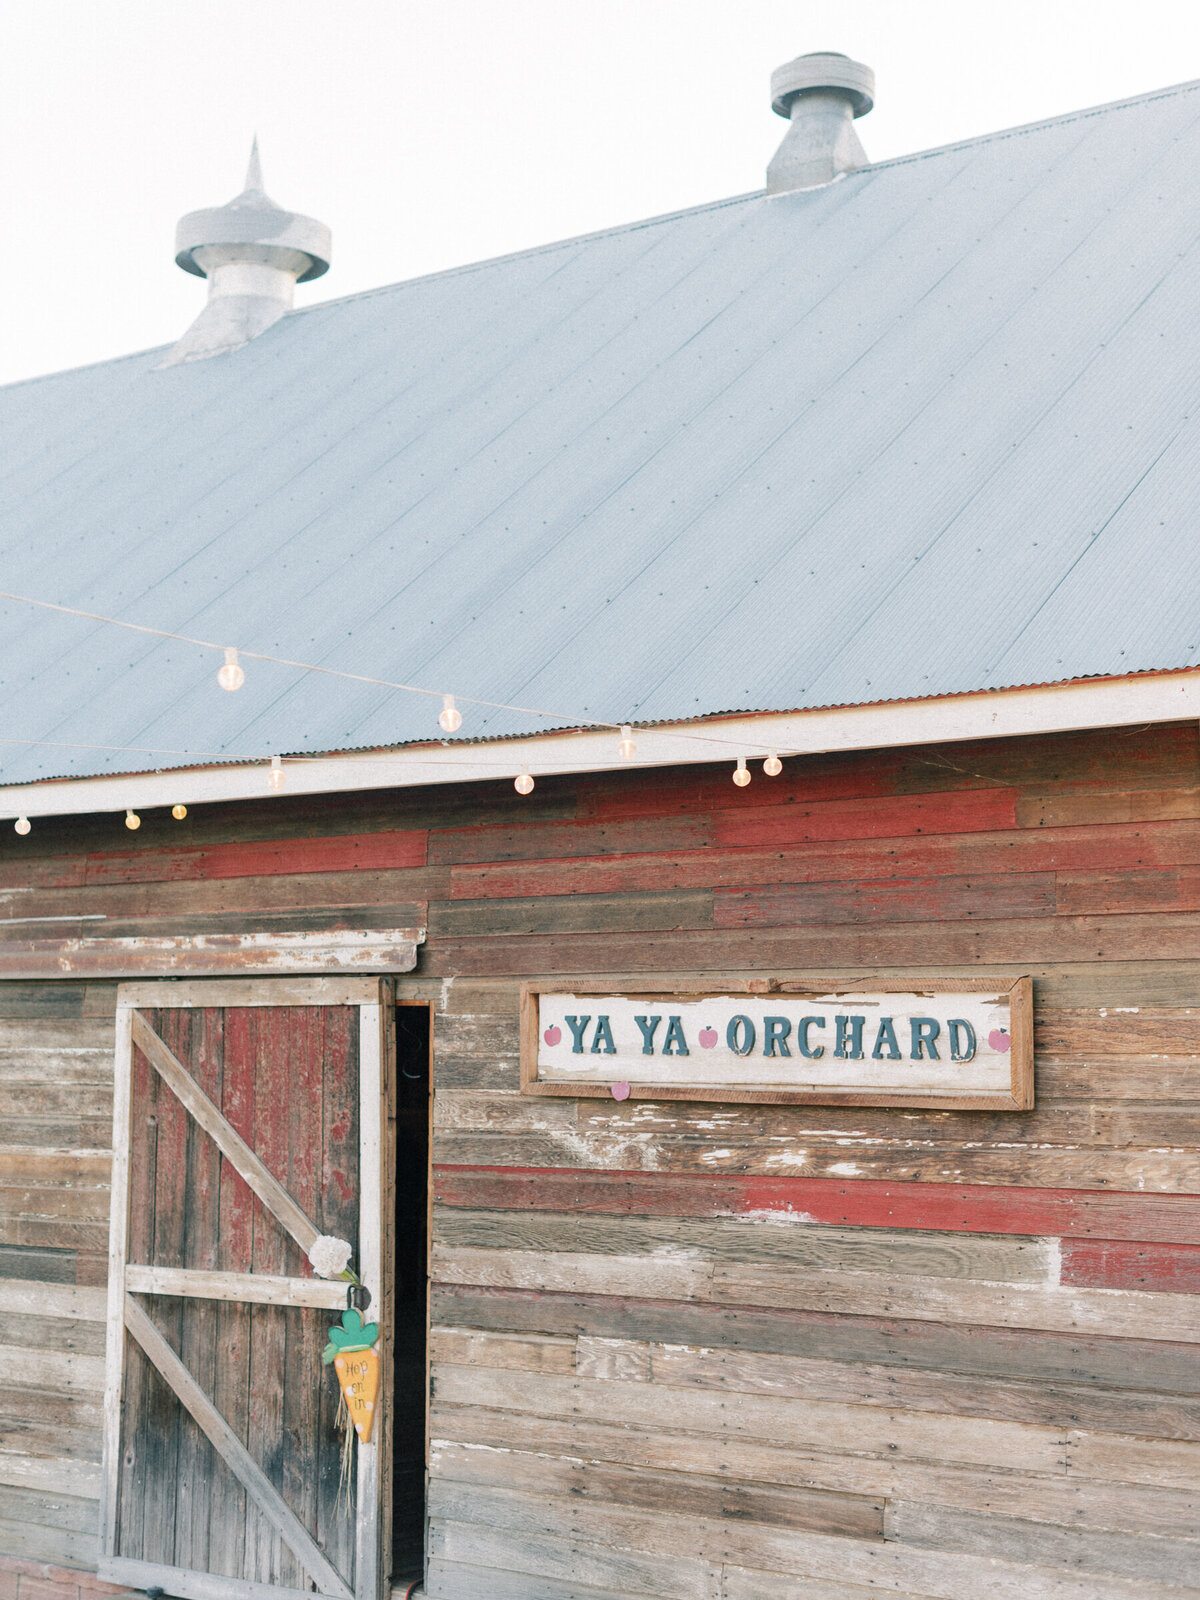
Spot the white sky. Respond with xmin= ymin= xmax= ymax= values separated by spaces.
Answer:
xmin=2 ymin=0 xmax=1200 ymax=385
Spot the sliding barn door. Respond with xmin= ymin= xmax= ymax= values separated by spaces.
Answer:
xmin=99 ymin=978 xmax=394 ymax=1600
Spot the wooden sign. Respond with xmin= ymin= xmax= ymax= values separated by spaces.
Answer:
xmin=333 ymin=1347 xmax=380 ymax=1444
xmin=521 ymin=977 xmax=1033 ymax=1109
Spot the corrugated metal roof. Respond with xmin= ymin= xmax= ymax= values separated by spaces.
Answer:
xmin=4 ymin=79 xmax=1200 ymax=785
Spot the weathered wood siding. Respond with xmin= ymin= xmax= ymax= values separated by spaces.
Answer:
xmin=2 ymin=723 xmax=1199 ymax=1595
xmin=0 ymin=981 xmax=113 ymax=1573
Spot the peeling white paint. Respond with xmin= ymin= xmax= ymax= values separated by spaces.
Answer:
xmin=0 ymin=926 xmax=424 ymax=978
xmin=762 ymin=1150 xmax=809 ymax=1169
xmin=1043 ymin=1236 xmax=1063 ymax=1287
xmin=741 ymin=1208 xmax=820 ymax=1225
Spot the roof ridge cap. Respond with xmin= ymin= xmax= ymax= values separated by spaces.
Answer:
xmin=259 ymin=74 xmax=1200 ymax=325
xmin=5 ymin=73 xmax=1200 ymax=389
xmin=280 ymin=189 xmax=762 ymax=319
xmin=863 ymin=73 xmax=1200 ymax=175
xmin=0 ymin=340 xmax=169 ymax=393
xmin=0 ymin=190 xmax=764 ymax=386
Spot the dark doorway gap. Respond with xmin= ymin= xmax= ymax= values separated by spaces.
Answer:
xmin=391 ymin=1003 xmax=430 ymax=1584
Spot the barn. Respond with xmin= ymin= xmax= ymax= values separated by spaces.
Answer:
xmin=1 ymin=50 xmax=1199 ymax=1600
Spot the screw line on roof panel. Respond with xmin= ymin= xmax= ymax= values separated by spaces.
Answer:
xmin=635 ymin=126 xmax=1119 ymax=703
xmin=492 ymin=147 xmax=1014 ymax=714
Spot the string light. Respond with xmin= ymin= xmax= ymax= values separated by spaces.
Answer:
xmin=0 ymin=593 xmax=814 ymax=846
xmin=0 ymin=587 xmax=619 ymax=728
xmin=0 ymin=588 xmax=802 ymax=770
xmin=0 ymin=730 xmax=789 ymax=775
xmin=438 ymin=694 xmax=463 ymax=734
xmin=217 ymin=647 xmax=245 ymax=692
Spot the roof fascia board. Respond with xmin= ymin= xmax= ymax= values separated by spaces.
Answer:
xmin=4 ymin=670 xmax=1199 ymax=821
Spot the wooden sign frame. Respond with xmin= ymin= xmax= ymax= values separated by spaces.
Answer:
xmin=520 ymin=975 xmax=1034 ymax=1110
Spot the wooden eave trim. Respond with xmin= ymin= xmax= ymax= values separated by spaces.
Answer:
xmin=0 ymin=926 xmax=424 ymax=979
xmin=3 ymin=669 xmax=1199 ymax=821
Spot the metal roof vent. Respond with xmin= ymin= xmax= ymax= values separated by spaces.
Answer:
xmin=160 ymin=139 xmax=331 ymax=367
xmin=767 ymin=52 xmax=874 ymax=194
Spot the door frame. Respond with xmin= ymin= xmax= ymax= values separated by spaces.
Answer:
xmin=391 ymin=1000 xmax=435 ymax=1586
xmin=99 ymin=975 xmax=395 ymax=1600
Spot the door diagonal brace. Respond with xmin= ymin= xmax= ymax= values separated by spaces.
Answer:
xmin=124 ymin=1295 xmax=353 ymax=1600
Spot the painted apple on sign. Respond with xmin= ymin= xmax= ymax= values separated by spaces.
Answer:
xmin=698 ymin=1026 xmax=718 ymax=1048
xmin=988 ymin=1029 xmax=1010 ymax=1052
xmin=544 ymin=1025 xmax=561 ymax=1046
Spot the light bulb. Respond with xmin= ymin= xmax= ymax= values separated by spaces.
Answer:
xmin=438 ymin=694 xmax=463 ymax=734
xmin=14 ymin=816 xmax=30 ymax=836
xmin=125 ymin=810 xmax=141 ymax=831
xmin=514 ymin=771 xmax=535 ymax=795
xmin=732 ymin=760 xmax=751 ymax=788
xmin=764 ymin=750 xmax=783 ymax=777
xmin=267 ymin=756 xmax=285 ymax=792
xmin=172 ymin=803 xmax=188 ymax=820
xmin=618 ymin=724 xmax=636 ymax=759
xmin=217 ymin=647 xmax=245 ymax=692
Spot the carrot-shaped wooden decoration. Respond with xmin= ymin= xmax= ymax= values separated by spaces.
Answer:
xmin=323 ymin=1308 xmax=381 ymax=1443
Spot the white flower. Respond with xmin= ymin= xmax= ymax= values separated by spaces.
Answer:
xmin=308 ymin=1235 xmax=353 ymax=1278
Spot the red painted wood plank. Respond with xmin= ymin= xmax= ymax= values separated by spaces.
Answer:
xmin=713 ymin=788 xmax=1019 ymax=848
xmin=219 ymin=1008 xmax=258 ymax=1270
xmin=574 ymin=726 xmax=1200 ymax=822
xmin=446 ymin=819 xmax=1200 ymax=902
xmin=89 ymin=830 xmax=428 ymax=884
xmin=317 ymin=1004 xmax=359 ymax=1583
xmin=428 ymin=815 xmax=712 ymax=868
xmin=246 ymin=1008 xmax=292 ymax=1583
xmin=0 ymin=830 xmax=428 ymax=891
xmin=172 ymin=1007 xmax=222 ymax=1571
xmin=713 ymin=871 xmax=1056 ymax=928
xmin=575 ymin=751 xmax=916 ymax=820
xmin=1061 ymin=1238 xmax=1200 ymax=1293
xmin=0 ymin=856 xmax=86 ymax=891
xmin=432 ymin=1166 xmax=1200 ymax=1242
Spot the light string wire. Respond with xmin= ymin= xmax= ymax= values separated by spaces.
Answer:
xmin=0 ymin=587 xmax=604 ymax=726
xmin=0 ymin=588 xmax=792 ymax=769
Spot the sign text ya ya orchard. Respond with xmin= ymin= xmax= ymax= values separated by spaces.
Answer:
xmin=520 ymin=978 xmax=1033 ymax=1109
